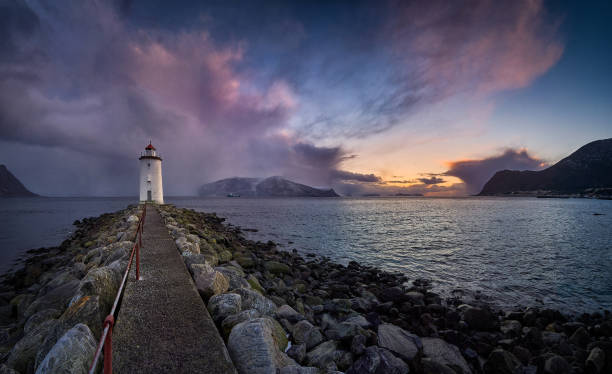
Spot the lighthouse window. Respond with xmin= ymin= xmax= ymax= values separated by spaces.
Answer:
xmin=147 ymin=163 xmax=151 ymax=168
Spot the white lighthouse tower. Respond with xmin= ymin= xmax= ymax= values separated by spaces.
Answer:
xmin=139 ymin=142 xmax=164 ymax=203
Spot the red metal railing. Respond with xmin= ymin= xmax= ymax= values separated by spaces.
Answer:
xmin=88 ymin=203 xmax=147 ymax=374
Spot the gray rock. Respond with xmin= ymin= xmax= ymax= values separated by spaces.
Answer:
xmin=24 ymin=280 xmax=80 ymax=319
xmin=292 ymin=320 xmax=324 ymax=349
xmin=306 ymin=340 xmax=338 ymax=370
xmin=24 ymin=309 xmax=61 ymax=334
xmin=228 ymin=318 xmax=295 ymax=374
xmin=0 ymin=364 xmax=19 ymax=374
xmin=585 ymin=347 xmax=605 ymax=373
xmin=278 ymin=365 xmax=320 ymax=374
xmin=345 ymin=314 xmax=371 ymax=329
xmin=208 ymin=293 xmax=241 ymax=324
xmin=233 ymin=288 xmax=278 ymax=316
xmin=351 ymin=334 xmax=366 ymax=356
xmin=377 ymin=323 xmax=422 ymax=362
xmin=193 ymin=264 xmax=229 ymax=300
xmin=35 ymin=323 xmax=96 ymax=374
xmin=500 ymin=320 xmax=522 ymax=336
xmin=216 ymin=266 xmax=251 ymax=290
xmin=421 ymin=358 xmax=456 ymax=374
xmin=542 ymin=331 xmax=564 ymax=346
xmin=277 ymin=304 xmax=305 ymax=323
xmin=569 ymin=326 xmax=590 ymax=348
xmin=422 ymin=337 xmax=472 ymax=374
xmin=544 ymin=355 xmax=570 ymax=374
xmin=221 ymin=309 xmax=261 ymax=337
xmin=462 ymin=306 xmax=496 ymax=331
xmin=77 ymin=261 xmax=123 ymax=312
xmin=346 ymin=346 xmax=409 ymax=374
xmin=7 ymin=319 xmax=58 ymax=373
xmin=183 ymin=254 xmax=209 ymax=270
xmin=325 ymin=321 xmax=366 ymax=341
xmin=483 ymin=349 xmax=522 ymax=374
xmin=287 ymin=344 xmax=307 ymax=364
xmin=405 ymin=291 xmax=425 ymax=305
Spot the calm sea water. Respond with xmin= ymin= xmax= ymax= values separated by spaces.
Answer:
xmin=1 ymin=196 xmax=611 ymax=313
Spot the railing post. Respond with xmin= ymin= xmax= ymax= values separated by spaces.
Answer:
xmin=136 ymin=242 xmax=140 ymax=281
xmin=103 ymin=315 xmax=115 ymax=374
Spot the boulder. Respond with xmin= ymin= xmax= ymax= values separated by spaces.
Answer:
xmin=305 ymin=340 xmax=338 ymax=370
xmin=77 ymin=261 xmax=123 ymax=312
xmin=345 ymin=314 xmax=371 ymax=329
xmin=183 ymin=254 xmax=209 ymax=270
xmin=569 ymin=326 xmax=590 ymax=348
xmin=192 ymin=264 xmax=229 ymax=300
xmin=287 ymin=344 xmax=307 ymax=364
xmin=24 ymin=309 xmax=61 ymax=334
xmin=421 ymin=358 xmax=456 ymax=374
xmin=422 ymin=337 xmax=472 ymax=374
xmin=278 ymin=365 xmax=319 ymax=374
xmin=292 ymin=320 xmax=324 ymax=349
xmin=585 ymin=347 xmax=605 ymax=373
xmin=216 ymin=267 xmax=250 ymax=290
xmin=544 ymin=355 xmax=570 ymax=374
xmin=233 ymin=288 xmax=277 ymax=316
xmin=228 ymin=318 xmax=295 ymax=374
xmin=24 ymin=280 xmax=80 ymax=319
xmin=221 ymin=309 xmax=261 ymax=337
xmin=218 ymin=249 xmax=233 ymax=263
xmin=325 ymin=321 xmax=367 ymax=342
xmin=462 ymin=306 xmax=496 ymax=331
xmin=265 ymin=261 xmax=291 ymax=275
xmin=500 ymin=320 xmax=522 ymax=337
xmin=58 ymin=295 xmax=104 ymax=337
xmin=483 ymin=349 xmax=522 ymax=374
xmin=277 ymin=304 xmax=304 ymax=323
xmin=346 ymin=346 xmax=409 ymax=374
xmin=208 ymin=293 xmax=241 ymax=324
xmin=7 ymin=319 xmax=58 ymax=373
xmin=35 ymin=323 xmax=96 ymax=374
xmin=377 ymin=323 xmax=422 ymax=362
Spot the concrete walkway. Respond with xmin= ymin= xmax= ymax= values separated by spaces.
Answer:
xmin=113 ymin=206 xmax=237 ymax=373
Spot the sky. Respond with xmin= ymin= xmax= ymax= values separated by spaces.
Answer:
xmin=0 ymin=0 xmax=611 ymax=196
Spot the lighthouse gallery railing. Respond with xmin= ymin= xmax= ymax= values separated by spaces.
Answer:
xmin=88 ymin=203 xmax=146 ymax=374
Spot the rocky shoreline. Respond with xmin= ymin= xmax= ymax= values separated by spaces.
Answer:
xmin=0 ymin=204 xmax=610 ymax=374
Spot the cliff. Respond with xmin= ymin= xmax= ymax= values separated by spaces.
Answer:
xmin=479 ymin=138 xmax=612 ymax=196
xmin=0 ymin=165 xmax=38 ymax=197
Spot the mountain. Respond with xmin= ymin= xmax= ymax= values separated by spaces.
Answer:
xmin=0 ymin=165 xmax=38 ymax=197
xmin=479 ymin=138 xmax=612 ymax=196
xmin=198 ymin=176 xmax=339 ymax=197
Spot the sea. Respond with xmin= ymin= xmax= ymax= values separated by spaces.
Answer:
xmin=1 ymin=196 xmax=611 ymax=313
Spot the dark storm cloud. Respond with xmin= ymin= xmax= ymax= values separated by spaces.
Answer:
xmin=417 ymin=176 xmax=445 ymax=185
xmin=445 ymin=149 xmax=547 ymax=195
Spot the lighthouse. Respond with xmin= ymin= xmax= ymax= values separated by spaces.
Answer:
xmin=139 ymin=142 xmax=164 ymax=203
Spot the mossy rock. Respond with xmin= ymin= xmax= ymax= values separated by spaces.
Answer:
xmin=264 ymin=261 xmax=291 ymax=275
xmin=247 ymin=275 xmax=265 ymax=294
xmin=218 ymin=250 xmax=233 ymax=263
xmin=304 ymin=295 xmax=323 ymax=306
xmin=84 ymin=241 xmax=94 ymax=248
xmin=267 ymin=317 xmax=288 ymax=351
xmin=294 ymin=282 xmax=307 ymax=293
xmin=234 ymin=254 xmax=255 ymax=268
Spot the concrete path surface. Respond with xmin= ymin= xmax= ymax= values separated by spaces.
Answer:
xmin=113 ymin=206 xmax=237 ymax=373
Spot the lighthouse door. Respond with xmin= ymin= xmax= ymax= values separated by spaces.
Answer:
xmin=147 ymin=190 xmax=152 ymax=201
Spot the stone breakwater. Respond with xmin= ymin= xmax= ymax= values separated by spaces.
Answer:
xmin=0 ymin=204 xmax=610 ymax=374
xmin=0 ymin=205 xmax=143 ymax=373
xmin=159 ymin=205 xmax=611 ymax=374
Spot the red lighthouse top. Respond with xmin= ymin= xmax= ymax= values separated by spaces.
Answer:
xmin=145 ymin=142 xmax=156 ymax=151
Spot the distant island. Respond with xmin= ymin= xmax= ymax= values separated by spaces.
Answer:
xmin=479 ymin=138 xmax=612 ymax=198
xmin=0 ymin=165 xmax=38 ymax=197
xmin=198 ymin=176 xmax=339 ymax=197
